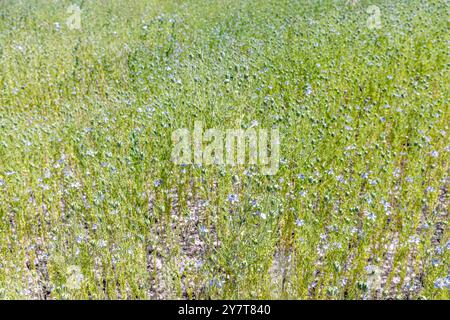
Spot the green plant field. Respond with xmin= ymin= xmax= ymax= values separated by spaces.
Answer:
xmin=0 ymin=0 xmax=448 ymax=299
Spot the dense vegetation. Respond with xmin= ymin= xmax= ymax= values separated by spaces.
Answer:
xmin=0 ymin=0 xmax=448 ymax=299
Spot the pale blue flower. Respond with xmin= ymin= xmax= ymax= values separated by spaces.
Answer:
xmin=227 ymin=194 xmax=239 ymax=203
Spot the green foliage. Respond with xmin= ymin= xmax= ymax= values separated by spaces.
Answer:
xmin=0 ymin=0 xmax=448 ymax=299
